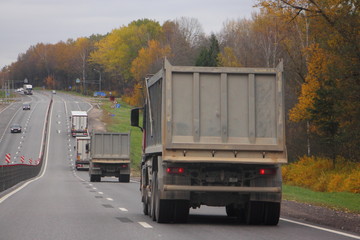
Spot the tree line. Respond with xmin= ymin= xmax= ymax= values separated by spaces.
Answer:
xmin=1 ymin=1 xmax=359 ymax=163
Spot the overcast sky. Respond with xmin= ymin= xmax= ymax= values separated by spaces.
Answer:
xmin=0 ymin=0 xmax=257 ymax=69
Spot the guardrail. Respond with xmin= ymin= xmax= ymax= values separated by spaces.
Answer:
xmin=0 ymin=98 xmax=53 ymax=193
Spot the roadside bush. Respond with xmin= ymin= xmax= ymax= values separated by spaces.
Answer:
xmin=282 ymin=156 xmax=360 ymax=193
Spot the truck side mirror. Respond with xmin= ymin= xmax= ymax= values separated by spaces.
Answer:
xmin=131 ymin=108 xmax=143 ymax=131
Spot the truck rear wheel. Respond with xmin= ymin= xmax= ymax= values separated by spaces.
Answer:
xmin=90 ymin=175 xmax=96 ymax=182
xmin=152 ymin=173 xmax=173 ymax=223
xmin=142 ymin=190 xmax=149 ymax=215
xmin=119 ymin=174 xmax=130 ymax=183
xmin=174 ymin=200 xmax=189 ymax=223
xmin=226 ymin=205 xmax=238 ymax=217
xmin=246 ymin=201 xmax=264 ymax=225
xmin=155 ymin=199 xmax=173 ymax=223
xmin=264 ymin=202 xmax=280 ymax=225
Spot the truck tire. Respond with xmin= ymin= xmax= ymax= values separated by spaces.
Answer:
xmin=150 ymin=174 xmax=157 ymax=221
xmin=143 ymin=201 xmax=149 ymax=215
xmin=226 ymin=205 xmax=238 ymax=217
xmin=174 ymin=200 xmax=189 ymax=223
xmin=90 ymin=175 xmax=96 ymax=182
xmin=264 ymin=202 xmax=280 ymax=225
xmin=155 ymin=198 xmax=173 ymax=223
xmin=246 ymin=201 xmax=264 ymax=225
xmin=142 ymin=191 xmax=149 ymax=215
xmin=119 ymin=174 xmax=130 ymax=183
xmin=96 ymin=175 xmax=101 ymax=182
xmin=153 ymin=174 xmax=173 ymax=223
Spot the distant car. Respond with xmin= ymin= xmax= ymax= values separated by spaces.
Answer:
xmin=10 ymin=124 xmax=22 ymax=133
xmin=23 ymin=103 xmax=31 ymax=110
xmin=52 ymin=90 xmax=56 ymax=94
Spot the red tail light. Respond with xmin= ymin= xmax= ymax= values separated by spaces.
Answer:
xmin=166 ymin=167 xmax=185 ymax=174
xmin=259 ymin=168 xmax=276 ymax=175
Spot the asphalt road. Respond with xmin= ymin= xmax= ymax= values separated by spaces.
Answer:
xmin=0 ymin=92 xmax=48 ymax=165
xmin=0 ymin=91 xmax=358 ymax=240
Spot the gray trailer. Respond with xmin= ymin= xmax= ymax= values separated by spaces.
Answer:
xmin=131 ymin=59 xmax=287 ymax=224
xmin=71 ymin=111 xmax=89 ymax=137
xmin=89 ymin=132 xmax=131 ymax=182
xmin=75 ymin=136 xmax=91 ymax=170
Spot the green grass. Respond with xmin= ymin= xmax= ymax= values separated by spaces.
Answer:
xmin=0 ymin=90 xmax=15 ymax=99
xmin=283 ymin=184 xmax=360 ymax=213
xmin=100 ymin=99 xmax=143 ymax=175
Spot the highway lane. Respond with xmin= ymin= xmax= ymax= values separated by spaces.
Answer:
xmin=0 ymin=92 xmax=359 ymax=240
xmin=0 ymin=92 xmax=49 ymax=164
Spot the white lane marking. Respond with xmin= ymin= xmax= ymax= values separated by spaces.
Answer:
xmin=280 ymin=218 xmax=360 ymax=239
xmin=0 ymin=104 xmax=22 ymax=144
xmin=106 ymin=198 xmax=113 ymax=201
xmin=98 ymin=192 xmax=103 ymax=195
xmin=119 ymin=208 xmax=128 ymax=212
xmin=138 ymin=222 xmax=153 ymax=229
xmin=92 ymin=187 xmax=97 ymax=190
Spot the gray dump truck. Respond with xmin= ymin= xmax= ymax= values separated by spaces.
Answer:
xmin=131 ymin=59 xmax=287 ymax=224
xmin=89 ymin=132 xmax=131 ymax=182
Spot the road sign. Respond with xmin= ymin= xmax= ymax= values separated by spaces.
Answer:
xmin=94 ymin=92 xmax=106 ymax=97
xmin=20 ymin=156 xmax=25 ymax=164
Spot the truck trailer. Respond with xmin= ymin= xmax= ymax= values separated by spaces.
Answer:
xmin=75 ymin=136 xmax=91 ymax=170
xmin=89 ymin=132 xmax=131 ymax=182
xmin=131 ymin=59 xmax=287 ymax=224
xmin=23 ymin=84 xmax=33 ymax=95
xmin=70 ymin=111 xmax=88 ymax=137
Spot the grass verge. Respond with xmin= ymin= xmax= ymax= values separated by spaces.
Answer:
xmin=283 ymin=184 xmax=360 ymax=213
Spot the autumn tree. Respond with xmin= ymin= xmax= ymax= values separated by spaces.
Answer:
xmin=258 ymin=0 xmax=360 ymax=161
xmin=131 ymin=40 xmax=171 ymax=82
xmin=90 ymin=19 xmax=163 ymax=93
xmin=218 ymin=47 xmax=242 ymax=67
xmin=162 ymin=18 xmax=205 ymax=66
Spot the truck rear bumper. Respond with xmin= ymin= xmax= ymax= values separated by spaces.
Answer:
xmin=163 ymin=185 xmax=281 ymax=193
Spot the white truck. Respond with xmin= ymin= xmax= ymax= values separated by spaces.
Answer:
xmin=23 ymin=84 xmax=33 ymax=95
xmin=70 ymin=111 xmax=88 ymax=137
xmin=75 ymin=137 xmax=91 ymax=170
xmin=89 ymin=132 xmax=131 ymax=182
xmin=131 ymin=59 xmax=287 ymax=224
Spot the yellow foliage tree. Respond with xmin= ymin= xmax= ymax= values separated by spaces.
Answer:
xmin=131 ymin=40 xmax=171 ymax=82
xmin=289 ymin=44 xmax=330 ymax=122
xmin=89 ymin=19 xmax=162 ymax=79
xmin=123 ymin=40 xmax=171 ymax=106
xmin=218 ymin=47 xmax=242 ymax=67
